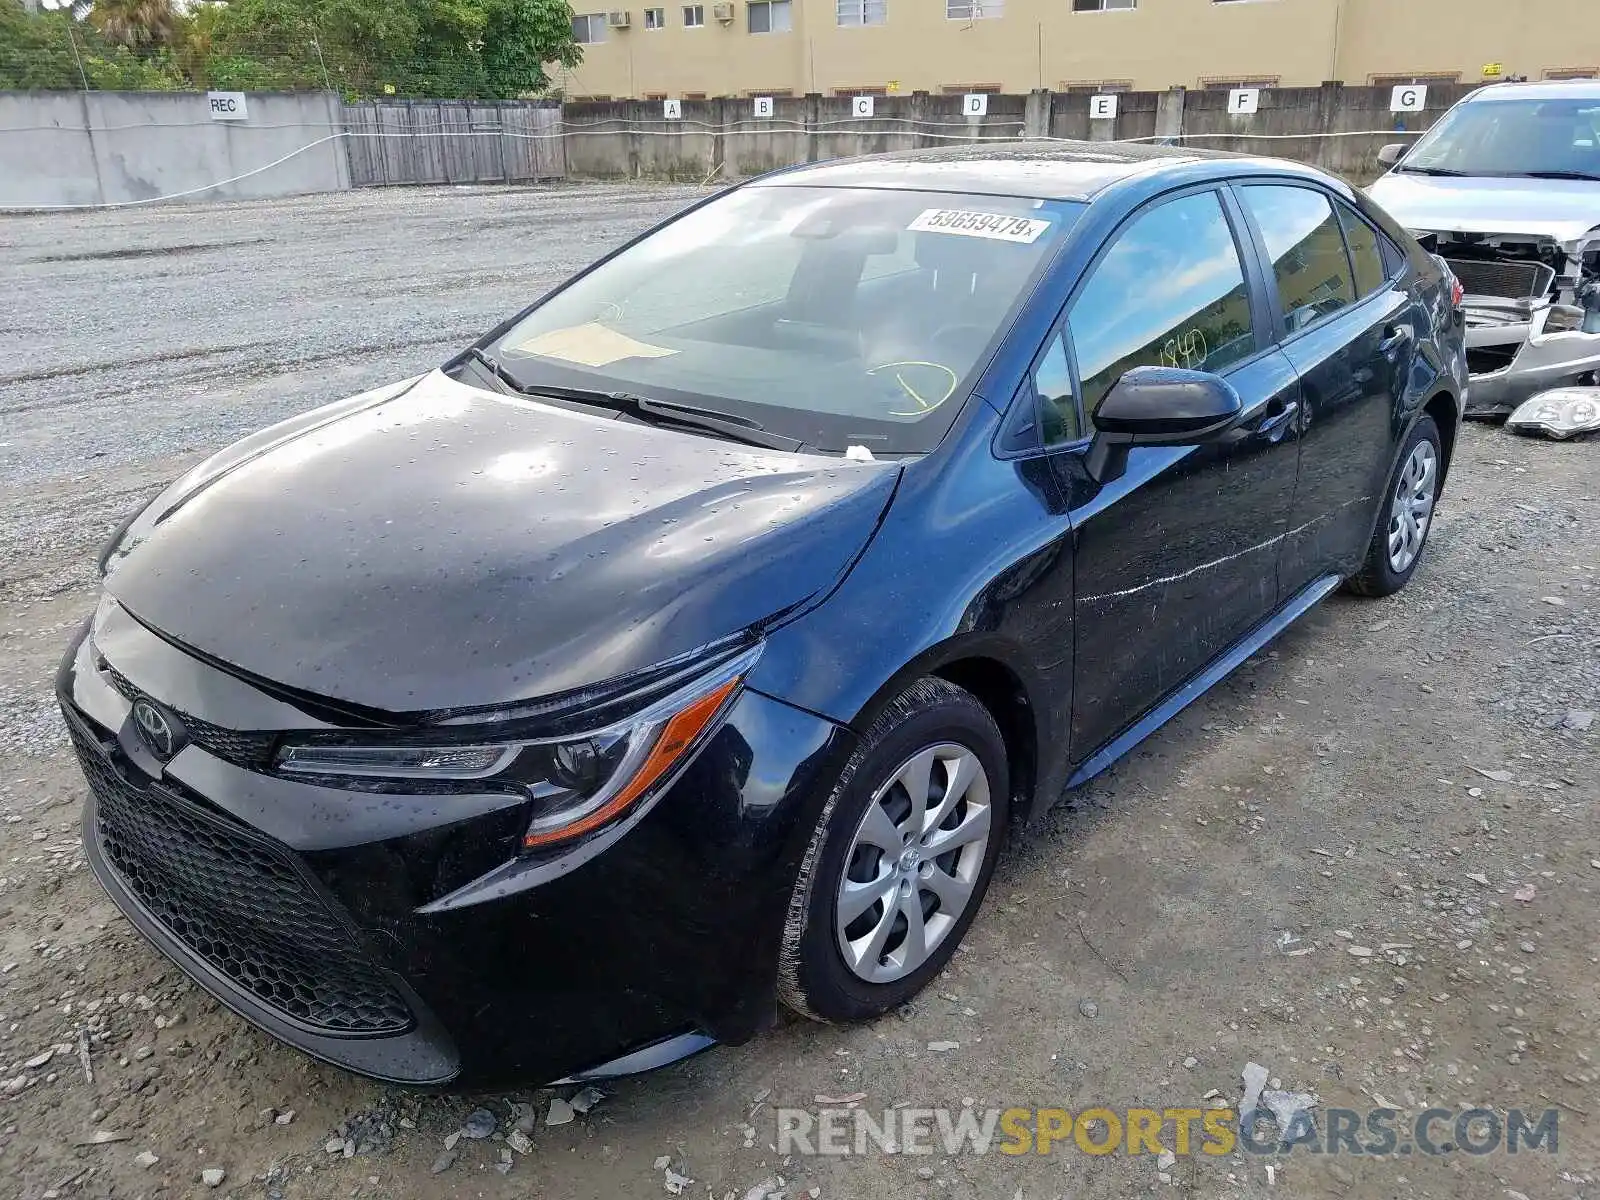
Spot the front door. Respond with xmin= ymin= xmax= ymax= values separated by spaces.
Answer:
xmin=1046 ymin=188 xmax=1304 ymax=762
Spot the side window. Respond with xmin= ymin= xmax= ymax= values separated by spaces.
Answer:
xmin=1240 ymin=185 xmax=1356 ymax=332
xmin=1335 ymin=203 xmax=1388 ymax=298
xmin=1033 ymin=332 xmax=1082 ymax=445
xmin=1069 ymin=190 xmax=1257 ymax=420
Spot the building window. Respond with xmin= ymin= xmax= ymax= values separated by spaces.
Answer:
xmin=836 ymin=0 xmax=887 ymax=25
xmin=1061 ymin=80 xmax=1132 ymax=94
xmin=683 ymin=91 xmax=708 ymax=99
xmin=747 ymin=88 xmax=794 ymax=96
xmin=571 ymin=13 xmax=607 ymax=42
xmin=1201 ymin=76 xmax=1279 ymax=89
xmin=643 ymin=6 xmax=665 ymax=26
xmin=941 ymin=83 xmax=1001 ymax=94
xmin=1544 ymin=67 xmax=1597 ymax=80
xmin=834 ymin=85 xmax=888 ymax=96
xmin=946 ymin=0 xmax=1002 ymax=18
xmin=1072 ymin=0 xmax=1135 ymax=10
xmin=682 ymin=4 xmax=704 ymax=25
xmin=1370 ymin=72 xmax=1460 ymax=86
xmin=748 ymin=0 xmax=792 ymax=32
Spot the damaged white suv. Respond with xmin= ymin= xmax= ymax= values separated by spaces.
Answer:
xmin=1369 ymin=79 xmax=1600 ymax=417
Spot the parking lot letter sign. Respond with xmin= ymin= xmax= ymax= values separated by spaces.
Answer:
xmin=1228 ymin=88 xmax=1260 ymax=116
xmin=963 ymin=93 xmax=988 ymax=117
xmin=853 ymin=95 xmax=875 ymax=118
xmin=1089 ymin=94 xmax=1118 ymax=120
xmin=207 ymin=91 xmax=248 ymax=120
xmin=1390 ymin=84 xmax=1428 ymax=113
xmin=663 ymin=98 xmax=682 ymax=119
xmin=753 ymin=96 xmax=774 ymax=118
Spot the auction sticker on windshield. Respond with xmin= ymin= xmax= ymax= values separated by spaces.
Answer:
xmin=908 ymin=209 xmax=1052 ymax=243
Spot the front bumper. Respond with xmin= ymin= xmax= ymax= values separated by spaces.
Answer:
xmin=1463 ymin=300 xmax=1600 ymax=415
xmin=60 ymin=613 xmax=852 ymax=1088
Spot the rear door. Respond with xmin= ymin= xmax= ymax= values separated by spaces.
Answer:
xmin=1232 ymin=183 xmax=1426 ymax=590
xmin=1048 ymin=187 xmax=1304 ymax=761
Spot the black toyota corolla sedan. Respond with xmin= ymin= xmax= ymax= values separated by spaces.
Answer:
xmin=61 ymin=142 xmax=1466 ymax=1088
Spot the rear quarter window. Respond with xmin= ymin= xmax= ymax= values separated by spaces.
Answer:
xmin=1335 ymin=204 xmax=1388 ymax=298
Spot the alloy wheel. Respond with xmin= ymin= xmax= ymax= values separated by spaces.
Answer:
xmin=1387 ymin=440 xmax=1437 ymax=574
xmin=834 ymin=742 xmax=992 ymax=984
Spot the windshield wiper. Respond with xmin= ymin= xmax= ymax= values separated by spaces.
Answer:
xmin=482 ymin=372 xmax=806 ymax=453
xmin=1520 ymin=169 xmax=1600 ymax=182
xmin=460 ymin=347 xmax=522 ymax=394
xmin=1397 ymin=165 xmax=1469 ymax=177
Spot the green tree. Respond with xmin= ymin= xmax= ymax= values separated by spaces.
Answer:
xmin=0 ymin=2 xmax=83 ymax=89
xmin=482 ymin=0 xmax=582 ymax=96
xmin=88 ymin=0 xmax=180 ymax=49
xmin=203 ymin=0 xmax=582 ymax=99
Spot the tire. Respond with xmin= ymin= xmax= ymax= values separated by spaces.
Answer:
xmin=777 ymin=677 xmax=1010 ymax=1023
xmin=1345 ymin=415 xmax=1443 ymax=598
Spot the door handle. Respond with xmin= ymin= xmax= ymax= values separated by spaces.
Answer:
xmin=1379 ymin=324 xmax=1414 ymax=358
xmin=1256 ymin=399 xmax=1300 ymax=439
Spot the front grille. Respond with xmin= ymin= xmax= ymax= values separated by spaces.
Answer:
xmin=67 ymin=716 xmax=413 ymax=1036
xmin=1445 ymin=256 xmax=1556 ymax=301
xmin=101 ymin=662 xmax=277 ymax=768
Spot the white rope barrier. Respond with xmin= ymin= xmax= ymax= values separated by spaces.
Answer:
xmin=0 ymin=124 xmax=1427 ymax=212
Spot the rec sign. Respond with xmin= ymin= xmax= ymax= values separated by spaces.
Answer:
xmin=207 ymin=91 xmax=249 ymax=120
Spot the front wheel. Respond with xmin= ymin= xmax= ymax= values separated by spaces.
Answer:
xmin=777 ymin=678 xmax=1009 ymax=1022
xmin=1345 ymin=415 xmax=1442 ymax=597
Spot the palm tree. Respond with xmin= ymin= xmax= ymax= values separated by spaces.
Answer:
xmin=88 ymin=0 xmax=180 ymax=49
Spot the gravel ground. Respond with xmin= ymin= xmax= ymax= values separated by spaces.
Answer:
xmin=0 ymin=185 xmax=1596 ymax=1200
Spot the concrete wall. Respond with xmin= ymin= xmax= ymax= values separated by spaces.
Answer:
xmin=0 ymin=90 xmax=350 ymax=209
xmin=559 ymin=0 xmax=1600 ymax=101
xmin=564 ymin=83 xmax=1468 ymax=184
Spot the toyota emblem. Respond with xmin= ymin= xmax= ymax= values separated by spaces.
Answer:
xmin=131 ymin=697 xmax=179 ymax=759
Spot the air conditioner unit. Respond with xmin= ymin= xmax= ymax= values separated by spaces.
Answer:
xmin=712 ymin=2 xmax=734 ymax=21
xmin=606 ymin=9 xmax=631 ymax=26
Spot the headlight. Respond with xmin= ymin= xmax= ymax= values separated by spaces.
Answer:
xmin=275 ymin=647 xmax=757 ymax=851
xmin=1507 ymin=387 xmax=1600 ymax=440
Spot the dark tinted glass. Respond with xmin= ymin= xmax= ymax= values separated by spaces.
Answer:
xmin=1034 ymin=332 xmax=1082 ymax=445
xmin=1068 ymin=190 xmax=1256 ymax=419
xmin=1336 ymin=203 xmax=1387 ymax=297
xmin=1241 ymin=185 xmax=1356 ymax=331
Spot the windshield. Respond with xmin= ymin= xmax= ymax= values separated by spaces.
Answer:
xmin=484 ymin=185 xmax=1080 ymax=453
xmin=1400 ymin=95 xmax=1600 ymax=178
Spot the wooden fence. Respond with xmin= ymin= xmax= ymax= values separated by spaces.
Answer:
xmin=342 ymin=99 xmax=564 ymax=186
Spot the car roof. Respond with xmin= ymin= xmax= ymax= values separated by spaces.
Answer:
xmin=1462 ymin=78 xmax=1600 ymax=102
xmin=751 ymin=139 xmax=1258 ymax=202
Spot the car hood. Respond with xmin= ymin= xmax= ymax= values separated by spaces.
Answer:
xmin=1367 ymin=172 xmax=1600 ymax=244
xmin=105 ymin=371 xmax=900 ymax=715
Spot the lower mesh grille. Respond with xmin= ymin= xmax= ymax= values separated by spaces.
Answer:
xmin=68 ymin=716 xmax=413 ymax=1036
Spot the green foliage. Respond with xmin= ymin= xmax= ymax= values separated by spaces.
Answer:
xmin=0 ymin=1 xmax=183 ymax=91
xmin=0 ymin=0 xmax=583 ymax=98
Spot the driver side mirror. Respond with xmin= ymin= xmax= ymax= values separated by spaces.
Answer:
xmin=1377 ymin=143 xmax=1407 ymax=168
xmin=1084 ymin=366 xmax=1246 ymax=484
